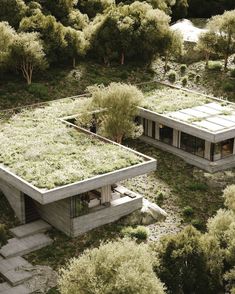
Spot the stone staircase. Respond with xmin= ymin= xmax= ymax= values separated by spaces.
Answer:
xmin=0 ymin=220 xmax=52 ymax=293
xmin=0 ymin=233 xmax=52 ymax=258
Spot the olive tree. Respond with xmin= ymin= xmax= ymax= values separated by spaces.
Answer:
xmin=9 ymin=32 xmax=47 ymax=84
xmin=0 ymin=0 xmax=27 ymax=28
xmin=90 ymin=2 xmax=170 ymax=65
xmin=87 ymin=83 xmax=143 ymax=144
xmin=197 ymin=31 xmax=218 ymax=67
xmin=161 ymin=30 xmax=183 ymax=72
xmin=207 ymin=10 xmax=235 ymax=70
xmin=20 ymin=12 xmax=68 ymax=63
xmin=65 ymin=27 xmax=87 ymax=67
xmin=0 ymin=22 xmax=16 ymax=66
xmin=58 ymin=239 xmax=165 ymax=294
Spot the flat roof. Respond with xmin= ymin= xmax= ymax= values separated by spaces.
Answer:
xmin=0 ymin=97 xmax=156 ymax=204
xmin=140 ymin=83 xmax=235 ymax=142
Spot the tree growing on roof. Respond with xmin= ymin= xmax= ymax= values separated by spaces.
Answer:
xmin=87 ymin=82 xmax=143 ymax=144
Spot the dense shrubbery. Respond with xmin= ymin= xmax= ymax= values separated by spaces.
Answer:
xmin=207 ymin=61 xmax=222 ymax=71
xmin=58 ymin=239 xmax=165 ymax=294
xmin=27 ymin=83 xmax=48 ymax=98
xmin=167 ymin=70 xmax=177 ymax=83
xmin=121 ymin=226 xmax=149 ymax=240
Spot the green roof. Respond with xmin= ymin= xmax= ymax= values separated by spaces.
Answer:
xmin=142 ymin=86 xmax=211 ymax=114
xmin=0 ymin=98 xmax=143 ymax=190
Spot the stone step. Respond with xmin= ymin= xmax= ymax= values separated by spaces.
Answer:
xmin=0 ymin=233 xmax=52 ymax=258
xmin=10 ymin=220 xmax=51 ymax=239
xmin=0 ymin=284 xmax=32 ymax=294
xmin=0 ymin=257 xmax=33 ymax=286
xmin=0 ymin=282 xmax=11 ymax=292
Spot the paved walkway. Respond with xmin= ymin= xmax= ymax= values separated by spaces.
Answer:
xmin=0 ymin=220 xmax=53 ymax=294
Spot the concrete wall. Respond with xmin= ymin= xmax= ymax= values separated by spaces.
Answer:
xmin=0 ymin=178 xmax=25 ymax=223
xmin=35 ymin=198 xmax=72 ymax=236
xmin=71 ymin=195 xmax=142 ymax=237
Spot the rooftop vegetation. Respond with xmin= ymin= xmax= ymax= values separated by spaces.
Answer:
xmin=0 ymin=98 xmax=143 ymax=190
xmin=142 ymin=85 xmax=211 ymax=114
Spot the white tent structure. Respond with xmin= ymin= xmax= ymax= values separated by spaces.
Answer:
xmin=171 ymin=19 xmax=207 ymax=43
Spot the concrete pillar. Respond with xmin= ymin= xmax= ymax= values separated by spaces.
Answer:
xmin=101 ymin=185 xmax=112 ymax=204
xmin=148 ymin=120 xmax=152 ymax=137
xmin=173 ymin=129 xmax=179 ymax=147
xmin=155 ymin=122 xmax=160 ymax=140
xmin=0 ymin=178 xmax=25 ymax=224
xmin=178 ymin=131 xmax=181 ymax=148
xmin=205 ymin=141 xmax=211 ymax=160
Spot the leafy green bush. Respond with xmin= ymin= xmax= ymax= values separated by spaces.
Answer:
xmin=187 ymin=182 xmax=208 ymax=191
xmin=155 ymin=226 xmax=222 ymax=294
xmin=188 ymin=70 xmax=196 ymax=80
xmin=27 ymin=83 xmax=48 ymax=98
xmin=0 ymin=224 xmax=7 ymax=248
xmin=121 ymin=226 xmax=149 ymax=240
xmin=180 ymin=64 xmax=187 ymax=74
xmin=58 ymin=239 xmax=165 ymax=294
xmin=207 ymin=61 xmax=222 ymax=71
xmin=222 ymin=81 xmax=234 ymax=92
xmin=223 ymin=185 xmax=235 ymax=213
xmin=183 ymin=206 xmax=194 ymax=218
xmin=191 ymin=218 xmax=204 ymax=230
xmin=230 ymin=69 xmax=235 ymax=78
xmin=156 ymin=192 xmax=164 ymax=206
xmin=167 ymin=70 xmax=177 ymax=83
xmin=181 ymin=76 xmax=188 ymax=86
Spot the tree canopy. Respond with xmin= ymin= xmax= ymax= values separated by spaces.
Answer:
xmin=58 ymin=239 xmax=165 ymax=294
xmin=87 ymin=82 xmax=143 ymax=143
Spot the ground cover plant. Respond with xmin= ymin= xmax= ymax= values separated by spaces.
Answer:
xmin=141 ymin=84 xmax=210 ymax=113
xmin=0 ymin=97 xmax=143 ymax=189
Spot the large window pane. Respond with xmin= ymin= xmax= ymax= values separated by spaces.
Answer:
xmin=159 ymin=125 xmax=173 ymax=145
xmin=222 ymin=139 xmax=234 ymax=158
xmin=211 ymin=139 xmax=234 ymax=161
xmin=180 ymin=132 xmax=205 ymax=158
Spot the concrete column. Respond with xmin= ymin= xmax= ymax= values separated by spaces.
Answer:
xmin=155 ymin=122 xmax=160 ymax=140
xmin=0 ymin=178 xmax=25 ymax=224
xmin=205 ymin=141 xmax=211 ymax=160
xmin=148 ymin=120 xmax=152 ymax=137
xmin=173 ymin=129 xmax=179 ymax=147
xmin=101 ymin=185 xmax=112 ymax=204
xmin=178 ymin=131 xmax=181 ymax=148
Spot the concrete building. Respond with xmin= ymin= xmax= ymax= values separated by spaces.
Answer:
xmin=0 ymin=99 xmax=156 ymax=236
xmin=138 ymin=83 xmax=235 ymax=172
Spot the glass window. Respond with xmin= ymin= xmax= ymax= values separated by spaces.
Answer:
xmin=221 ymin=139 xmax=234 ymax=158
xmin=70 ymin=190 xmax=101 ymax=218
xmin=159 ymin=125 xmax=173 ymax=145
xmin=211 ymin=139 xmax=234 ymax=161
xmin=180 ymin=132 xmax=205 ymax=158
